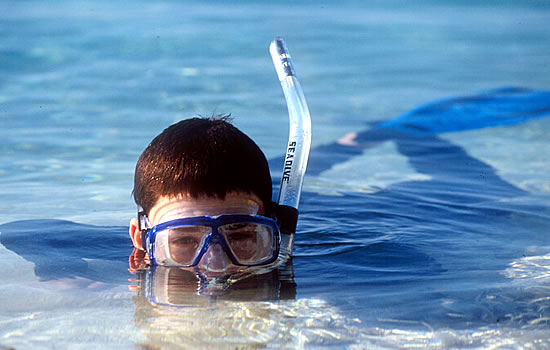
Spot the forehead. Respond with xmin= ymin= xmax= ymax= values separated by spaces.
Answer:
xmin=149 ymin=192 xmax=263 ymax=225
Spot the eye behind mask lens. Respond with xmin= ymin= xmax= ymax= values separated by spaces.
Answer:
xmin=168 ymin=226 xmax=211 ymax=265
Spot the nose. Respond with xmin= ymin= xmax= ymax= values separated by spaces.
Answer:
xmin=198 ymin=243 xmax=231 ymax=272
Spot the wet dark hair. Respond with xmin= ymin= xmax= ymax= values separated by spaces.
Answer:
xmin=133 ymin=116 xmax=273 ymax=215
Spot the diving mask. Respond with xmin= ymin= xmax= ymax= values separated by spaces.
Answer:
xmin=139 ymin=213 xmax=280 ymax=267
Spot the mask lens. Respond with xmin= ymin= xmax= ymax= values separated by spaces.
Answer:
xmin=219 ymin=222 xmax=275 ymax=264
xmin=168 ymin=226 xmax=211 ymax=265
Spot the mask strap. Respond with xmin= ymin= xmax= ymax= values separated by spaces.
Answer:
xmin=137 ymin=207 xmax=150 ymax=251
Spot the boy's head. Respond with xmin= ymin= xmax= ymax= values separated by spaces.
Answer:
xmin=129 ymin=116 xmax=276 ymax=275
xmin=132 ymin=116 xmax=272 ymax=215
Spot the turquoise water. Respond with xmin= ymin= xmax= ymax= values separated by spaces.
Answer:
xmin=2 ymin=0 xmax=550 ymax=348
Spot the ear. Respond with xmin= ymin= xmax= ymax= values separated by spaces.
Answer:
xmin=129 ymin=217 xmax=144 ymax=250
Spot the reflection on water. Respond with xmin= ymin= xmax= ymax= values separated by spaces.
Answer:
xmin=133 ymin=261 xmax=296 ymax=306
xmin=131 ymin=260 xmax=300 ymax=348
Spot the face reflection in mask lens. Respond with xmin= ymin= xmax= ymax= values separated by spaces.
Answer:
xmin=164 ymin=221 xmax=276 ymax=266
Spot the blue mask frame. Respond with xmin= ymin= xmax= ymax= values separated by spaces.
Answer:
xmin=139 ymin=213 xmax=281 ymax=267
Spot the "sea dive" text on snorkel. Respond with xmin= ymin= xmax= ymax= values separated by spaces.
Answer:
xmin=282 ymin=141 xmax=297 ymax=182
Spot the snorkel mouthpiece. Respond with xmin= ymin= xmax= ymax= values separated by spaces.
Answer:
xmin=270 ymin=38 xmax=312 ymax=237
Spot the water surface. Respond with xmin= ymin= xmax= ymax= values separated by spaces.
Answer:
xmin=2 ymin=0 xmax=550 ymax=348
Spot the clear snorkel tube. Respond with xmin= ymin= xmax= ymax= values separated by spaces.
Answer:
xmin=269 ymin=38 xmax=312 ymax=252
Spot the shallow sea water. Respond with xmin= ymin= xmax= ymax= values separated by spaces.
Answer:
xmin=2 ymin=0 xmax=550 ymax=348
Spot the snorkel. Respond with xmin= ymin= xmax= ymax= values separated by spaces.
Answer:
xmin=269 ymin=38 xmax=312 ymax=255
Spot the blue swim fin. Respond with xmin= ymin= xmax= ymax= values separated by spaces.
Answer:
xmin=378 ymin=87 xmax=550 ymax=135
